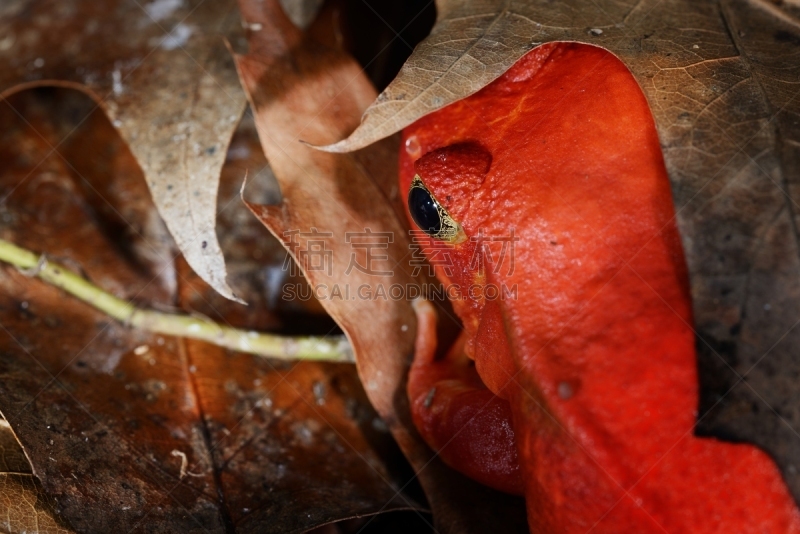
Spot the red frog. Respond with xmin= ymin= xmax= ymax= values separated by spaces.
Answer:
xmin=401 ymin=42 xmax=800 ymax=533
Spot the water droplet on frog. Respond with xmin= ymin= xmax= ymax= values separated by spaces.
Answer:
xmin=405 ymin=136 xmax=421 ymax=158
xmin=557 ymin=381 xmax=573 ymax=400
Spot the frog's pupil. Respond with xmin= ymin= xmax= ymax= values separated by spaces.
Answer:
xmin=408 ymin=185 xmax=442 ymax=236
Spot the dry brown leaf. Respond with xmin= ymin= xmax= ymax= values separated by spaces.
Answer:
xmin=235 ymin=1 xmax=528 ymax=532
xmin=0 ymin=89 xmax=421 ymax=532
xmin=0 ymin=476 xmax=74 ymax=534
xmin=0 ymin=418 xmax=74 ymax=534
xmin=0 ymin=0 xmax=248 ymax=301
xmin=320 ymin=0 xmax=800 ymax=504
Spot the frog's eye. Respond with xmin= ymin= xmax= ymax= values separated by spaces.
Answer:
xmin=408 ymin=175 xmax=465 ymax=243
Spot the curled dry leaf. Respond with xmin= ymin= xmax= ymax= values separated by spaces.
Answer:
xmin=321 ymin=0 xmax=800 ymax=504
xmin=0 ymin=0 xmax=248 ymax=301
xmin=0 ymin=89 xmax=421 ymax=532
xmin=235 ymin=1 xmax=528 ymax=532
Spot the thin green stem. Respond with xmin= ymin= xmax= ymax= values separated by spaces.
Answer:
xmin=0 ymin=238 xmax=352 ymax=363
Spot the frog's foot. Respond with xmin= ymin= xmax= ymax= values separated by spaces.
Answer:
xmin=408 ymin=298 xmax=523 ymax=495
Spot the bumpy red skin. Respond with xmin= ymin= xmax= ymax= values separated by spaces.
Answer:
xmin=402 ymin=43 xmax=800 ymax=533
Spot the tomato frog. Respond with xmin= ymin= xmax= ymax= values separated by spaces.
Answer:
xmin=400 ymin=42 xmax=800 ymax=533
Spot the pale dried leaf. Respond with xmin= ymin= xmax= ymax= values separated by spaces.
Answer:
xmin=321 ymin=0 xmax=760 ymax=153
xmin=0 ymin=0 xmax=248 ymax=301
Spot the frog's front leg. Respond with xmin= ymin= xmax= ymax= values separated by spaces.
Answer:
xmin=407 ymin=298 xmax=523 ymax=495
